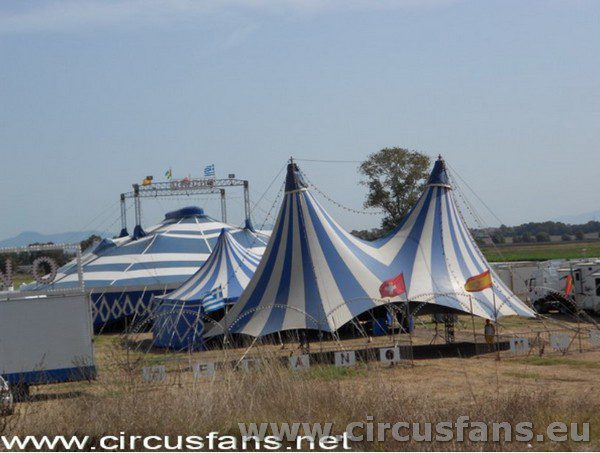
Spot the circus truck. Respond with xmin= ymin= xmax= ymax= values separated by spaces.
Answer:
xmin=527 ymin=259 xmax=600 ymax=314
xmin=0 ymin=244 xmax=96 ymax=412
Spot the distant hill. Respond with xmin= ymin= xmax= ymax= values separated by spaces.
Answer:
xmin=556 ymin=210 xmax=600 ymax=224
xmin=0 ymin=230 xmax=109 ymax=248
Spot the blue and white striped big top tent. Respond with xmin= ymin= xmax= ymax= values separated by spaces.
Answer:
xmin=152 ymin=228 xmax=262 ymax=349
xmin=315 ymin=156 xmax=536 ymax=321
xmin=23 ymin=207 xmax=269 ymax=328
xmin=207 ymin=158 xmax=534 ymax=339
xmin=206 ymin=162 xmax=395 ymax=338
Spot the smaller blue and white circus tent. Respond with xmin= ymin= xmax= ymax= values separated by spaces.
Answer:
xmin=206 ymin=162 xmax=391 ymax=339
xmin=156 ymin=228 xmax=262 ymax=306
xmin=152 ymin=228 xmax=263 ymax=349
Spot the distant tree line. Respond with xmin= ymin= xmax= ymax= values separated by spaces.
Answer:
xmin=349 ymin=147 xmax=600 ymax=244
xmin=475 ymin=221 xmax=600 ymax=245
xmin=1 ymin=234 xmax=102 ymax=272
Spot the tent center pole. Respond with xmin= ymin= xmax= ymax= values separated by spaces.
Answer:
xmin=243 ymin=180 xmax=251 ymax=226
xmin=220 ymin=189 xmax=227 ymax=223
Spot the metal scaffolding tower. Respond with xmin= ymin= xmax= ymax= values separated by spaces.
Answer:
xmin=118 ymin=177 xmax=250 ymax=238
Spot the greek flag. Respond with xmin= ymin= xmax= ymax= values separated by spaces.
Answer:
xmin=204 ymin=164 xmax=215 ymax=177
xmin=201 ymin=285 xmax=225 ymax=313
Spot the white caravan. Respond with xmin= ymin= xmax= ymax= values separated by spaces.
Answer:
xmin=527 ymin=259 xmax=600 ymax=314
xmin=0 ymin=244 xmax=96 ymax=409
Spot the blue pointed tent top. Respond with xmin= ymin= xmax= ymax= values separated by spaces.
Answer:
xmin=426 ymin=155 xmax=451 ymax=188
xmin=285 ymin=161 xmax=308 ymax=193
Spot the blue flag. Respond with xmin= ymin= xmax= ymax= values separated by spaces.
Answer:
xmin=204 ymin=164 xmax=215 ymax=177
xmin=201 ymin=285 xmax=224 ymax=313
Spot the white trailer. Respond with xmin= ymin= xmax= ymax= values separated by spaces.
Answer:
xmin=557 ymin=261 xmax=600 ymax=313
xmin=0 ymin=293 xmax=95 ymax=390
xmin=526 ymin=259 xmax=600 ymax=314
xmin=0 ymin=243 xmax=96 ymax=405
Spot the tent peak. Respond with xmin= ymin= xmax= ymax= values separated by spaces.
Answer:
xmin=426 ymin=156 xmax=451 ymax=188
xmin=285 ymin=162 xmax=308 ymax=193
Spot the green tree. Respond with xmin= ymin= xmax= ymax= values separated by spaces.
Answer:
xmin=521 ymin=233 xmax=533 ymax=243
xmin=359 ymin=148 xmax=431 ymax=231
xmin=80 ymin=234 xmax=102 ymax=252
xmin=350 ymin=228 xmax=386 ymax=241
xmin=536 ymin=232 xmax=551 ymax=243
xmin=491 ymin=232 xmax=505 ymax=245
xmin=575 ymin=231 xmax=585 ymax=241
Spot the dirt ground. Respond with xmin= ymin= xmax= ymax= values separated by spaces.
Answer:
xmin=3 ymin=315 xmax=600 ymax=451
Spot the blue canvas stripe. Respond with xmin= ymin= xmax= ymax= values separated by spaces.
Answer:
xmin=146 ymin=236 xmax=211 ymax=254
xmin=371 ymin=189 xmax=428 ymax=248
xmin=304 ymin=193 xmax=374 ymax=321
xmin=114 ymin=275 xmax=188 ymax=287
xmin=444 ymin=192 xmax=494 ymax=317
xmin=82 ymin=263 xmax=132 ymax=272
xmin=430 ymin=187 xmax=465 ymax=312
xmin=126 ymin=261 xmax=205 ymax=272
xmin=447 ymin=194 xmax=498 ymax=314
xmin=449 ymin=196 xmax=485 ymax=274
xmin=388 ymin=187 xmax=435 ymax=297
xmin=309 ymin=194 xmax=390 ymax=280
xmin=229 ymin=196 xmax=290 ymax=334
xmin=260 ymin=196 xmax=296 ymax=335
xmin=296 ymin=195 xmax=326 ymax=331
xmin=185 ymin=252 xmax=222 ymax=300
xmin=227 ymin=243 xmax=258 ymax=275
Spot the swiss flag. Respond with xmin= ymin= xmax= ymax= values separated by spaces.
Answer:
xmin=379 ymin=273 xmax=407 ymax=299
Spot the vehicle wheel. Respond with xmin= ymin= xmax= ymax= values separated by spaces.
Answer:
xmin=533 ymin=301 xmax=547 ymax=314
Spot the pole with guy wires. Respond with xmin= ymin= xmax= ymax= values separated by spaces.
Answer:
xmin=464 ymin=268 xmax=499 ymax=359
xmin=468 ymin=295 xmax=477 ymax=345
xmin=379 ymin=272 xmax=410 ymax=363
xmin=490 ymin=275 xmax=501 ymax=361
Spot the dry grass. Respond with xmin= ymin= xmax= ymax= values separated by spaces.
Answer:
xmin=3 ymin=318 xmax=600 ymax=451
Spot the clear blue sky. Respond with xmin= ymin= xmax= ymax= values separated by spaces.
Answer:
xmin=1 ymin=0 xmax=599 ymax=239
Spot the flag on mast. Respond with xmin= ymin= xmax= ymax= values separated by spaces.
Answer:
xmin=464 ymin=269 xmax=493 ymax=292
xmin=204 ymin=164 xmax=215 ymax=177
xmin=142 ymin=175 xmax=153 ymax=186
xmin=201 ymin=285 xmax=225 ymax=313
xmin=165 ymin=168 xmax=173 ymax=180
xmin=379 ymin=273 xmax=407 ymax=298
xmin=564 ymin=274 xmax=574 ymax=297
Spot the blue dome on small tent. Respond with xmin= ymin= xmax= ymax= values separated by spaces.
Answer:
xmin=165 ymin=206 xmax=205 ymax=220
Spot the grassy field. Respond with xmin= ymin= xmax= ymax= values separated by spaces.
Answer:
xmin=2 ymin=316 xmax=599 ymax=451
xmin=482 ymin=240 xmax=600 ymax=262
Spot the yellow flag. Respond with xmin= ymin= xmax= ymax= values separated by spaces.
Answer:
xmin=142 ymin=176 xmax=153 ymax=186
xmin=464 ymin=269 xmax=493 ymax=292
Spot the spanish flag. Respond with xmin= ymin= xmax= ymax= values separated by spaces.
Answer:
xmin=464 ymin=269 xmax=493 ymax=292
xmin=564 ymin=274 xmax=573 ymax=296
